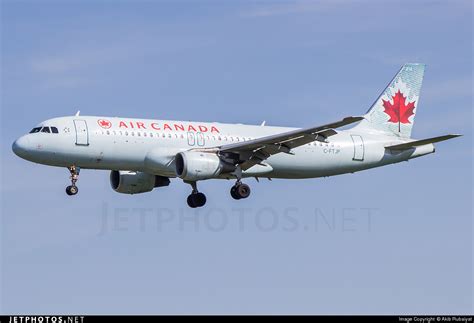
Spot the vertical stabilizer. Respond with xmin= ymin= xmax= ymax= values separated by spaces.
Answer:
xmin=355 ymin=63 xmax=425 ymax=138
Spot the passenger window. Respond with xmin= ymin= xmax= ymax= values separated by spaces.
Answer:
xmin=30 ymin=127 xmax=42 ymax=133
xmin=41 ymin=127 xmax=51 ymax=133
xmin=51 ymin=127 xmax=59 ymax=133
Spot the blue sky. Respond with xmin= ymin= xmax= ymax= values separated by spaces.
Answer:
xmin=1 ymin=0 xmax=472 ymax=314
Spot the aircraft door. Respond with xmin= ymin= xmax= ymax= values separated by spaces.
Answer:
xmin=187 ymin=132 xmax=196 ymax=146
xmin=351 ymin=134 xmax=364 ymax=161
xmin=74 ymin=120 xmax=89 ymax=146
xmin=197 ymin=132 xmax=205 ymax=146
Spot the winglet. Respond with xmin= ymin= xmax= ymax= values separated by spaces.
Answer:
xmin=327 ymin=116 xmax=364 ymax=130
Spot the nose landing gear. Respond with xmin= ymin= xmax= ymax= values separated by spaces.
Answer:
xmin=66 ymin=165 xmax=80 ymax=196
xmin=186 ymin=181 xmax=207 ymax=208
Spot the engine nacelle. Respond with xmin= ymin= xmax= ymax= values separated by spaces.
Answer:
xmin=110 ymin=170 xmax=170 ymax=194
xmin=175 ymin=151 xmax=234 ymax=181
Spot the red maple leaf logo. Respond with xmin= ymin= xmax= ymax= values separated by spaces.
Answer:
xmin=98 ymin=119 xmax=112 ymax=129
xmin=382 ymin=90 xmax=416 ymax=132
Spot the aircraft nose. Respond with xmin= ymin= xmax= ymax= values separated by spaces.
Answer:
xmin=12 ymin=136 xmax=31 ymax=158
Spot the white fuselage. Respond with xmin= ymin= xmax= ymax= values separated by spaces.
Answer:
xmin=12 ymin=116 xmax=434 ymax=180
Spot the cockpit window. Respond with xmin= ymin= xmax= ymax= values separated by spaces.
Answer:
xmin=30 ymin=126 xmax=59 ymax=134
xmin=30 ymin=127 xmax=42 ymax=133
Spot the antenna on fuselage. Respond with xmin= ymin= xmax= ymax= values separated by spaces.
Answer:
xmin=75 ymin=110 xmax=80 ymax=116
xmin=260 ymin=120 xmax=266 ymax=126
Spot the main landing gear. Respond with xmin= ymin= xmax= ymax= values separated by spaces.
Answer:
xmin=186 ymin=182 xmax=207 ymax=208
xmin=229 ymin=166 xmax=251 ymax=200
xmin=66 ymin=165 xmax=80 ymax=196
xmin=230 ymin=181 xmax=251 ymax=200
xmin=185 ymin=172 xmax=252 ymax=207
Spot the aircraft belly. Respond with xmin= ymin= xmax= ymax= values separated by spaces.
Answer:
xmin=265 ymin=137 xmax=386 ymax=179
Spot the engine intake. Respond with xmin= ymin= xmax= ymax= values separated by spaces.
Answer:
xmin=175 ymin=151 xmax=234 ymax=181
xmin=110 ymin=170 xmax=170 ymax=194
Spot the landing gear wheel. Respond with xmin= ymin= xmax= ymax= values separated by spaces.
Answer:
xmin=230 ymin=186 xmax=241 ymax=200
xmin=187 ymin=195 xmax=196 ymax=208
xmin=185 ymin=181 xmax=207 ymax=208
xmin=236 ymin=183 xmax=251 ymax=199
xmin=194 ymin=192 xmax=206 ymax=207
xmin=231 ymin=183 xmax=251 ymax=199
xmin=187 ymin=192 xmax=207 ymax=208
xmin=66 ymin=185 xmax=78 ymax=196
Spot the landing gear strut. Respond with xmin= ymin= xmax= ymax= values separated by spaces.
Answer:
xmin=186 ymin=181 xmax=206 ymax=208
xmin=66 ymin=165 xmax=80 ymax=196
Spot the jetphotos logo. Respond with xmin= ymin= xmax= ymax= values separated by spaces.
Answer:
xmin=96 ymin=119 xmax=220 ymax=133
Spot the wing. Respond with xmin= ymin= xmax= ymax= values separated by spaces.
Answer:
xmin=212 ymin=116 xmax=363 ymax=170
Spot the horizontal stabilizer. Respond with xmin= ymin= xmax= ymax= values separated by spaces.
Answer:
xmin=385 ymin=134 xmax=462 ymax=150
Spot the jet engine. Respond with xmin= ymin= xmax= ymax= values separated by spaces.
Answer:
xmin=110 ymin=170 xmax=170 ymax=194
xmin=175 ymin=151 xmax=234 ymax=181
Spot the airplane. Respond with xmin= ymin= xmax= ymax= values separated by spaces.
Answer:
xmin=12 ymin=63 xmax=461 ymax=208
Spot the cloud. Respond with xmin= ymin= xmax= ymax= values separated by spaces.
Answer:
xmin=28 ymin=49 xmax=114 ymax=90
xmin=242 ymin=0 xmax=473 ymax=18
xmin=241 ymin=1 xmax=334 ymax=18
xmin=30 ymin=47 xmax=120 ymax=74
xmin=31 ymin=56 xmax=84 ymax=74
